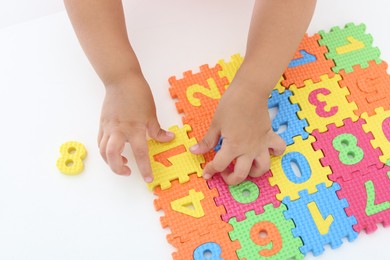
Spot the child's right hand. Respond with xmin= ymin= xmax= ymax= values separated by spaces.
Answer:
xmin=98 ymin=72 xmax=175 ymax=182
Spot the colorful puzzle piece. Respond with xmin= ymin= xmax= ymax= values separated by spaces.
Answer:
xmin=312 ymin=118 xmax=383 ymax=181
xmin=146 ymin=22 xmax=390 ymax=259
xmin=207 ymin=172 xmax=280 ymax=222
xmin=269 ymin=136 xmax=332 ymax=201
xmin=290 ymin=74 xmax=358 ymax=133
xmin=283 ymin=183 xmax=358 ymax=256
xmin=154 ymin=174 xmax=226 ymax=243
xmin=319 ymin=23 xmax=381 ymax=73
xmin=229 ymin=204 xmax=304 ymax=260
xmin=147 ymin=125 xmax=205 ymax=190
xmin=336 ymin=166 xmax=390 ymax=234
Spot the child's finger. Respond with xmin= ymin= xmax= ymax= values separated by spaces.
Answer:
xmin=99 ymin=134 xmax=109 ymax=163
xmin=190 ymin=125 xmax=220 ymax=154
xmin=147 ymin=118 xmax=175 ymax=143
xmin=222 ymin=155 xmax=252 ymax=185
xmin=249 ymin=152 xmax=271 ymax=178
xmin=106 ymin=135 xmax=131 ymax=176
xmin=128 ymin=131 xmax=154 ymax=183
xmin=269 ymin=133 xmax=286 ymax=156
xmin=202 ymin=146 xmax=236 ymax=179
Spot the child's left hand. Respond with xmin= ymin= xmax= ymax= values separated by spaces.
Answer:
xmin=190 ymin=72 xmax=286 ymax=185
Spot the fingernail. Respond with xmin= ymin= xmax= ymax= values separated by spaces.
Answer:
xmin=144 ymin=176 xmax=153 ymax=183
xmin=166 ymin=131 xmax=175 ymax=137
xmin=190 ymin=144 xmax=199 ymax=152
xmin=203 ymin=173 xmax=211 ymax=179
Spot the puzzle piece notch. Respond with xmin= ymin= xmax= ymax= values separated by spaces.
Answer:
xmin=269 ymin=135 xmax=332 ymax=201
xmin=147 ymin=125 xmax=205 ymax=190
xmin=229 ymin=204 xmax=304 ymax=260
xmin=336 ymin=166 xmax=390 ymax=234
xmin=312 ymin=117 xmax=384 ymax=182
xmin=362 ymin=107 xmax=390 ymax=165
xmin=339 ymin=60 xmax=390 ymax=117
xmin=289 ymin=74 xmax=358 ymax=133
xmin=207 ymin=172 xmax=280 ymax=222
xmin=318 ymin=23 xmax=381 ymax=73
xmin=154 ymin=174 xmax=227 ymax=244
xmin=282 ymin=33 xmax=335 ymax=88
xmin=283 ymin=183 xmax=358 ymax=256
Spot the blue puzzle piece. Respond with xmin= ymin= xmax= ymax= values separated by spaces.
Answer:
xmin=283 ymin=183 xmax=358 ymax=256
xmin=268 ymin=89 xmax=309 ymax=145
xmin=214 ymin=137 xmax=223 ymax=152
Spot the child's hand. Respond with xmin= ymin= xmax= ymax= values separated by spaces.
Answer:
xmin=98 ymin=73 xmax=174 ymax=182
xmin=190 ymin=74 xmax=286 ymax=185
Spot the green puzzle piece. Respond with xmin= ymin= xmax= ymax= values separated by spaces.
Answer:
xmin=229 ymin=204 xmax=303 ymax=260
xmin=319 ymin=23 xmax=381 ymax=73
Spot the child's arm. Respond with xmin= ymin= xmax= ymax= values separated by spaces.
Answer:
xmin=64 ymin=0 xmax=174 ymax=182
xmin=191 ymin=0 xmax=317 ymax=185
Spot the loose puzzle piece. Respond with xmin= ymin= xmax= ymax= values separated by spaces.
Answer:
xmin=154 ymin=174 xmax=226 ymax=243
xmin=362 ymin=107 xmax=390 ymax=165
xmin=268 ymin=89 xmax=309 ymax=145
xmin=207 ymin=172 xmax=280 ymax=222
xmin=282 ymin=34 xmax=335 ymax=88
xmin=339 ymin=60 xmax=390 ymax=117
xmin=229 ymin=204 xmax=304 ymax=260
xmin=56 ymin=141 xmax=87 ymax=175
xmin=169 ymin=64 xmax=228 ymax=121
xmin=269 ymin=135 xmax=332 ymax=201
xmin=171 ymin=223 xmax=240 ymax=260
xmin=312 ymin=118 xmax=384 ymax=182
xmin=283 ymin=183 xmax=358 ymax=256
xmin=336 ymin=166 xmax=390 ymax=234
xmin=319 ymin=23 xmax=381 ymax=73
xmin=290 ymin=74 xmax=358 ymax=133
xmin=147 ymin=125 xmax=205 ymax=190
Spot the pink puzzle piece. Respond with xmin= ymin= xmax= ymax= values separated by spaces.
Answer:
xmin=336 ymin=166 xmax=390 ymax=234
xmin=207 ymin=172 xmax=280 ymax=222
xmin=312 ymin=118 xmax=384 ymax=182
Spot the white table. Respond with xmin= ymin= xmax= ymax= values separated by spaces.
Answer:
xmin=0 ymin=1 xmax=389 ymax=259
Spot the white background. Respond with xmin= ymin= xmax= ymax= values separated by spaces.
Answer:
xmin=0 ymin=0 xmax=389 ymax=259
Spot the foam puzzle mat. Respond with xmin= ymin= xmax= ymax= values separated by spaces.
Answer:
xmin=147 ymin=23 xmax=390 ymax=259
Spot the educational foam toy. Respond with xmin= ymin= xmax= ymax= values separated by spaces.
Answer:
xmin=56 ymin=141 xmax=87 ymax=175
xmin=147 ymin=23 xmax=390 ymax=259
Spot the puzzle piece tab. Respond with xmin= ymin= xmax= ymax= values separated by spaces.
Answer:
xmin=336 ymin=166 xmax=390 ymax=234
xmin=283 ymin=183 xmax=358 ymax=256
xmin=217 ymin=54 xmax=244 ymax=85
xmin=147 ymin=125 xmax=205 ymax=190
xmin=229 ymin=204 xmax=304 ymax=260
xmin=319 ymin=23 xmax=381 ymax=73
xmin=269 ymin=136 xmax=332 ymax=201
xmin=207 ymin=172 xmax=280 ymax=222
xmin=290 ymin=74 xmax=358 ymax=133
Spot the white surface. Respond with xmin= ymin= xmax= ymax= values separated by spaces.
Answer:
xmin=0 ymin=1 xmax=389 ymax=259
